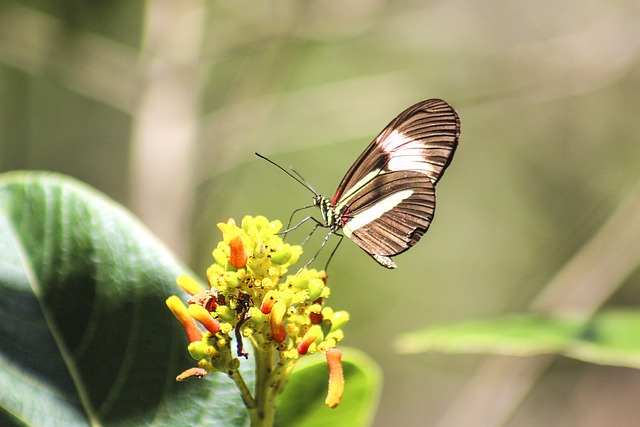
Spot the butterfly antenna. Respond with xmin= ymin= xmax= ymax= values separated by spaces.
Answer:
xmin=255 ymin=153 xmax=318 ymax=196
xmin=289 ymin=166 xmax=319 ymax=195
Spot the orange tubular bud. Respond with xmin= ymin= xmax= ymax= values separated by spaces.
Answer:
xmin=260 ymin=290 xmax=278 ymax=314
xmin=188 ymin=304 xmax=221 ymax=334
xmin=229 ymin=236 xmax=247 ymax=269
xmin=325 ymin=348 xmax=344 ymax=409
xmin=297 ymin=325 xmax=322 ymax=355
xmin=166 ymin=296 xmax=202 ymax=342
xmin=270 ymin=301 xmax=287 ymax=343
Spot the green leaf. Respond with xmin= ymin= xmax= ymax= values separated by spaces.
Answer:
xmin=396 ymin=310 xmax=640 ymax=370
xmin=567 ymin=310 xmax=640 ymax=369
xmin=0 ymin=171 xmax=249 ymax=426
xmin=276 ymin=348 xmax=382 ymax=427
xmin=396 ymin=314 xmax=582 ymax=356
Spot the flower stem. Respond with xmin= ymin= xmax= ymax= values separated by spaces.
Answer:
xmin=229 ymin=369 xmax=255 ymax=411
xmin=252 ymin=342 xmax=276 ymax=427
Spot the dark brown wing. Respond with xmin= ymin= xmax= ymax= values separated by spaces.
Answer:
xmin=340 ymin=171 xmax=436 ymax=268
xmin=331 ymin=99 xmax=459 ymax=205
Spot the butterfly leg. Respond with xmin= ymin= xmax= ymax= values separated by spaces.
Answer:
xmin=280 ymin=205 xmax=315 ymax=238
xmin=323 ymin=233 xmax=344 ymax=271
xmin=300 ymin=221 xmax=321 ymax=246
xmin=299 ymin=229 xmax=334 ymax=272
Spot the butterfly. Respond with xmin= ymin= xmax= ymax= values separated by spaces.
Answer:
xmin=258 ymin=98 xmax=460 ymax=269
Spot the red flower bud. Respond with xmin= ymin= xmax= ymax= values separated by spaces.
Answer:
xmin=260 ymin=290 xmax=278 ymax=314
xmin=297 ymin=325 xmax=322 ymax=355
xmin=309 ymin=311 xmax=323 ymax=324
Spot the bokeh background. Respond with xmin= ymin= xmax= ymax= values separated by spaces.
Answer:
xmin=2 ymin=0 xmax=640 ymax=426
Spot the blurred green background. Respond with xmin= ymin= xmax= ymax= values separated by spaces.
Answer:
xmin=2 ymin=0 xmax=640 ymax=426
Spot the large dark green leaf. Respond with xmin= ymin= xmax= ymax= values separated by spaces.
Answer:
xmin=0 ymin=171 xmax=250 ymax=426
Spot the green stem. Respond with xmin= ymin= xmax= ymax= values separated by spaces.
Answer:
xmin=272 ymin=358 xmax=296 ymax=397
xmin=252 ymin=342 xmax=276 ymax=427
xmin=229 ymin=369 xmax=255 ymax=411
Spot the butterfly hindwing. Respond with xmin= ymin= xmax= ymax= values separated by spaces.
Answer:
xmin=340 ymin=170 xmax=436 ymax=268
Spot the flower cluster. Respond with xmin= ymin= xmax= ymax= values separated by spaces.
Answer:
xmin=166 ymin=215 xmax=348 ymax=413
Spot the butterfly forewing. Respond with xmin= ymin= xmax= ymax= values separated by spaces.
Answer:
xmin=331 ymin=99 xmax=459 ymax=206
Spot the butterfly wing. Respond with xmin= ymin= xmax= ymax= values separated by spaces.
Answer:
xmin=340 ymin=171 xmax=436 ymax=269
xmin=331 ymin=99 xmax=459 ymax=206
